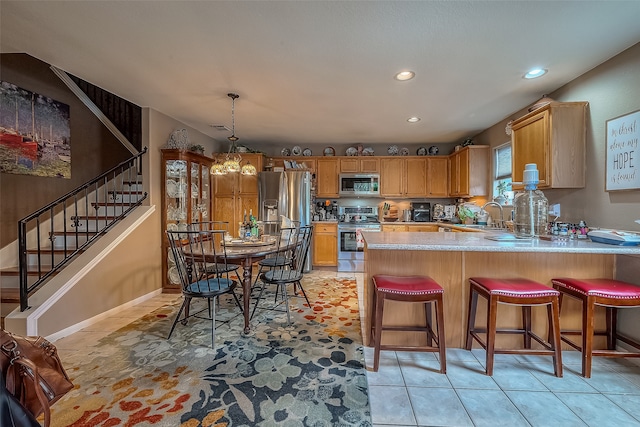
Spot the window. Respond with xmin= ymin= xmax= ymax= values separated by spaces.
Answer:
xmin=493 ymin=142 xmax=513 ymax=205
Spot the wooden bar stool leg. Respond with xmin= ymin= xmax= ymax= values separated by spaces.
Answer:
xmin=425 ymin=301 xmax=434 ymax=347
xmin=373 ymin=291 xmax=385 ymax=372
xmin=606 ymin=307 xmax=617 ymax=350
xmin=522 ymin=305 xmax=532 ymax=349
xmin=486 ymin=296 xmax=498 ymax=376
xmin=435 ymin=295 xmax=447 ymax=374
xmin=465 ymin=288 xmax=479 ymax=350
xmin=583 ymin=297 xmax=595 ymax=378
xmin=549 ymin=299 xmax=563 ymax=377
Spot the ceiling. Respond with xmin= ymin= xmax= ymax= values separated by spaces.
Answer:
xmin=2 ymin=1 xmax=640 ymax=153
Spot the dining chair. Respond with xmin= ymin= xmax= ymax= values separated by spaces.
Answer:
xmin=166 ymin=229 xmax=242 ymax=348
xmin=189 ymin=221 xmax=243 ymax=285
xmin=250 ymin=225 xmax=313 ymax=324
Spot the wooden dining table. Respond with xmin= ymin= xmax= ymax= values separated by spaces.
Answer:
xmin=200 ymin=240 xmax=280 ymax=334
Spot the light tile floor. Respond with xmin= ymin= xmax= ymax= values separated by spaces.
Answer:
xmin=51 ymin=270 xmax=640 ymax=427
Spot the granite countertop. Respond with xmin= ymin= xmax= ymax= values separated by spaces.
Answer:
xmin=362 ymin=230 xmax=640 ymax=255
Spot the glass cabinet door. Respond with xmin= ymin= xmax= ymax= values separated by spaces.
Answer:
xmin=166 ymin=160 xmax=188 ymax=223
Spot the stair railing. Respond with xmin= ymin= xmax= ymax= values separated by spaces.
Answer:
xmin=17 ymin=148 xmax=148 ymax=311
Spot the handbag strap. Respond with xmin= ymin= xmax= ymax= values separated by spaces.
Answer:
xmin=2 ymin=338 xmax=52 ymax=427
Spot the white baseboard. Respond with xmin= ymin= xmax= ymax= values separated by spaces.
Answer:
xmin=46 ymin=288 xmax=162 ymax=342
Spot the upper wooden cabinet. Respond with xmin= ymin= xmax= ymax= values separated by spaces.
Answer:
xmin=380 ymin=158 xmax=427 ymax=197
xmin=511 ymin=101 xmax=587 ymax=189
xmin=316 ymin=158 xmax=340 ymax=198
xmin=380 ymin=157 xmax=448 ymax=198
xmin=212 ymin=153 xmax=264 ymax=228
xmin=448 ymin=146 xmax=489 ymax=197
xmin=340 ymin=158 xmax=380 ymax=173
xmin=426 ymin=157 xmax=449 ymax=197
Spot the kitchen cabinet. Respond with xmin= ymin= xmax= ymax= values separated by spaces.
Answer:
xmin=312 ymin=222 xmax=337 ymax=266
xmin=410 ymin=224 xmax=439 ymax=232
xmin=381 ymin=224 xmax=441 ymax=232
xmin=271 ymin=156 xmax=316 ymax=173
xmin=380 ymin=157 xmax=448 ymax=198
xmin=380 ymin=158 xmax=428 ymax=197
xmin=161 ymin=149 xmax=213 ymax=292
xmin=316 ymin=158 xmax=340 ymax=198
xmin=511 ymin=101 xmax=587 ymax=189
xmin=426 ymin=157 xmax=449 ymax=197
xmin=340 ymin=158 xmax=379 ymax=173
xmin=212 ymin=153 xmax=264 ymax=233
xmin=448 ymin=146 xmax=489 ymax=197
xmin=381 ymin=224 xmax=408 ymax=232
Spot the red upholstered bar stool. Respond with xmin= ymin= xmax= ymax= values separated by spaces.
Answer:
xmin=551 ymin=278 xmax=640 ymax=378
xmin=370 ymin=275 xmax=446 ymax=373
xmin=465 ymin=277 xmax=563 ymax=377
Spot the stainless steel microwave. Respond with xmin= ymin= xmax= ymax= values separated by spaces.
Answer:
xmin=339 ymin=174 xmax=380 ymax=196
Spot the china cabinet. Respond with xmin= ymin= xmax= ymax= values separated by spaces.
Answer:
xmin=448 ymin=146 xmax=489 ymax=197
xmin=511 ymin=102 xmax=587 ymax=189
xmin=161 ymin=149 xmax=213 ymax=292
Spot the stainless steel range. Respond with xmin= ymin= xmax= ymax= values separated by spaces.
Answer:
xmin=337 ymin=206 xmax=381 ymax=272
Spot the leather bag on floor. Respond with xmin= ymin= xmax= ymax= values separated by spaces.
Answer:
xmin=0 ymin=329 xmax=73 ymax=427
xmin=1 ymin=371 xmax=41 ymax=427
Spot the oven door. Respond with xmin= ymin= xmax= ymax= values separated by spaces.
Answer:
xmin=337 ymin=224 xmax=381 ymax=272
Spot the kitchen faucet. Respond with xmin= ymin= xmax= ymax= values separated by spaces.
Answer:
xmin=481 ymin=202 xmax=504 ymax=227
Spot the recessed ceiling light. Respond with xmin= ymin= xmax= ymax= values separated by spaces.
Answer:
xmin=407 ymin=117 xmax=421 ymax=123
xmin=523 ymin=68 xmax=548 ymax=79
xmin=395 ymin=71 xmax=415 ymax=81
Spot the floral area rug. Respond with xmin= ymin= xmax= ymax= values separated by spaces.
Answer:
xmin=50 ymin=277 xmax=371 ymax=426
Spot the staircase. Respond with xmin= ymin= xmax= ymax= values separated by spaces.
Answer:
xmin=1 ymin=150 xmax=147 ymax=327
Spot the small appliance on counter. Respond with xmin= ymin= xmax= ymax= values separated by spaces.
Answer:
xmin=443 ymin=205 xmax=457 ymax=220
xmin=412 ymin=202 xmax=431 ymax=222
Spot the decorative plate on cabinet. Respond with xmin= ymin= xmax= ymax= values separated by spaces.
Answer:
xmin=323 ymin=146 xmax=336 ymax=156
xmin=362 ymin=147 xmax=375 ymax=156
xmin=281 ymin=147 xmax=291 ymax=156
xmin=400 ymin=147 xmax=410 ymax=156
xmin=166 ymin=180 xmax=178 ymax=198
xmin=417 ymin=146 xmax=427 ymax=156
xmin=387 ymin=145 xmax=399 ymax=155
xmin=292 ymin=146 xmax=302 ymax=156
xmin=346 ymin=147 xmax=358 ymax=156
xmin=428 ymin=145 xmax=439 ymax=155
xmin=302 ymin=148 xmax=312 ymax=156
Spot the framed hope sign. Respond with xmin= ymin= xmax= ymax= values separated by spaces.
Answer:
xmin=606 ymin=109 xmax=639 ymax=191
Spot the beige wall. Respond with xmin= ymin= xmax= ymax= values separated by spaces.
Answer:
xmin=474 ymin=42 xmax=640 ymax=231
xmin=0 ymin=54 xmax=131 ymax=246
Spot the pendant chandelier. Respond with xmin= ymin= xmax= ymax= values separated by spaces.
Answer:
xmin=222 ymin=93 xmax=242 ymax=173
xmin=210 ymin=92 xmax=256 ymax=176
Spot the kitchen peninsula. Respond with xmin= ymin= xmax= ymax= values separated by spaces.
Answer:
xmin=362 ymin=231 xmax=640 ymax=349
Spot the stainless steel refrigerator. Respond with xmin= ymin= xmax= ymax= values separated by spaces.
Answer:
xmin=258 ymin=170 xmax=312 ymax=272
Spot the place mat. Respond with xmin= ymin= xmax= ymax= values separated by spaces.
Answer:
xmin=223 ymin=240 xmax=273 ymax=247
